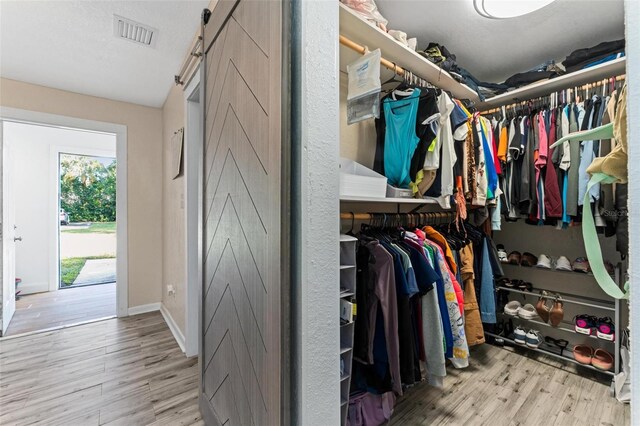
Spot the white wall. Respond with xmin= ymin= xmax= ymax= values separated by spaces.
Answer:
xmin=4 ymin=121 xmax=115 ymax=294
xmin=292 ymin=0 xmax=341 ymax=424
xmin=625 ymin=0 xmax=639 ymax=422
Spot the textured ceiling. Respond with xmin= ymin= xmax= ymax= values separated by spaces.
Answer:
xmin=376 ymin=0 xmax=625 ymax=83
xmin=0 ymin=0 xmax=209 ymax=107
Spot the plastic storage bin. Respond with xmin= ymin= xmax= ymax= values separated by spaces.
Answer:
xmin=386 ymin=184 xmax=413 ymax=198
xmin=339 ymin=158 xmax=387 ymax=198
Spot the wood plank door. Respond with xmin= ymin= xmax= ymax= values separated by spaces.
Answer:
xmin=199 ymin=1 xmax=284 ymax=425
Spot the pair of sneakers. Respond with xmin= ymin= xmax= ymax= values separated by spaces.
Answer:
xmin=536 ymin=254 xmax=573 ymax=270
xmin=514 ymin=327 xmax=541 ymax=348
xmin=574 ymin=315 xmax=616 ymax=341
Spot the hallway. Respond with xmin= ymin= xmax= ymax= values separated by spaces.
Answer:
xmin=0 ymin=312 xmax=200 ymax=425
xmin=5 ymin=282 xmax=116 ymax=336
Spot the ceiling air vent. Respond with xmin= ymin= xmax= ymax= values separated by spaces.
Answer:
xmin=113 ymin=14 xmax=157 ymax=48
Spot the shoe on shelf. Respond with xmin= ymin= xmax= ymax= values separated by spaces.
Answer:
xmin=496 ymin=277 xmax=514 ymax=288
xmin=514 ymin=326 xmax=527 ymax=345
xmin=504 ymin=300 xmax=522 ymax=316
xmin=572 ymin=257 xmax=591 ymax=273
xmin=544 ymin=336 xmax=569 ymax=357
xmin=520 ymin=252 xmax=538 ymax=267
xmin=497 ymin=244 xmax=508 ymax=263
xmin=517 ymin=304 xmax=539 ymax=320
xmin=573 ymin=344 xmax=594 ymax=365
xmin=507 ymin=251 xmax=521 ymax=265
xmin=604 ymin=260 xmax=616 ymax=276
xmin=592 ymin=348 xmax=614 ymax=371
xmin=516 ymin=280 xmax=533 ymax=292
xmin=549 ymin=295 xmax=564 ymax=327
xmin=596 ymin=317 xmax=616 ymax=341
xmin=525 ymin=330 xmax=542 ymax=348
xmin=493 ymin=320 xmax=506 ymax=346
xmin=574 ymin=314 xmax=598 ymax=335
xmin=536 ymin=254 xmax=552 ymax=269
xmin=535 ymin=291 xmax=551 ymax=323
xmin=555 ymin=256 xmax=572 ymax=271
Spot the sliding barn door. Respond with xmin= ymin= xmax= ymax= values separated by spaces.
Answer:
xmin=200 ymin=1 xmax=284 ymax=425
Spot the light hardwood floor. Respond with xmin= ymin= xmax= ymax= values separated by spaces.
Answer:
xmin=0 ymin=313 xmax=629 ymax=425
xmin=391 ymin=344 xmax=630 ymax=425
xmin=5 ymin=283 xmax=116 ymax=336
xmin=0 ymin=312 xmax=200 ymax=426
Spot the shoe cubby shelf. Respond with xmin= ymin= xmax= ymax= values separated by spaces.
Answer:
xmin=497 ymin=312 xmax=615 ymax=343
xmin=485 ymin=332 xmax=614 ymax=377
xmin=496 ymin=286 xmax=615 ymax=311
xmin=339 ymin=235 xmax=357 ymax=426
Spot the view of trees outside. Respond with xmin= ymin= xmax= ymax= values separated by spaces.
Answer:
xmin=59 ymin=154 xmax=117 ymax=288
xmin=60 ymin=154 xmax=116 ymax=222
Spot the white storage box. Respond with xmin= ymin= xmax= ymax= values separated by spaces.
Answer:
xmin=386 ymin=184 xmax=413 ymax=199
xmin=339 ymin=158 xmax=387 ymax=198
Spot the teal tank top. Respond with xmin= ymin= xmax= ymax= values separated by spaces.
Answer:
xmin=383 ymin=89 xmax=421 ymax=188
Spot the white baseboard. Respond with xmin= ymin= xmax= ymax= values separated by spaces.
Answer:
xmin=160 ymin=303 xmax=186 ymax=353
xmin=128 ymin=302 xmax=161 ymax=316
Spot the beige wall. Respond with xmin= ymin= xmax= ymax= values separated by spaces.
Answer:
xmin=161 ymin=84 xmax=186 ymax=332
xmin=340 ymin=73 xmax=377 ymax=168
xmin=0 ymin=77 xmax=163 ymax=308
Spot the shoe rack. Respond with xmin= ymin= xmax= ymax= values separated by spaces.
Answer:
xmin=490 ymin=221 xmax=626 ymax=377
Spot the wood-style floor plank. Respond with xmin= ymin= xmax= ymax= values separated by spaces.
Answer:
xmin=390 ymin=344 xmax=630 ymax=425
xmin=0 ymin=312 xmax=199 ymax=426
xmin=1 ymin=312 xmax=629 ymax=425
xmin=4 ymin=283 xmax=116 ymax=336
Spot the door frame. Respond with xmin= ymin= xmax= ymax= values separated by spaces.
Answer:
xmin=183 ymin=68 xmax=202 ymax=358
xmin=51 ymin=147 xmax=117 ymax=292
xmin=0 ymin=107 xmax=129 ymax=317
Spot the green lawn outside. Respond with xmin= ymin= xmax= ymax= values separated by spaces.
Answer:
xmin=61 ymin=222 xmax=116 ymax=234
xmin=60 ymin=255 xmax=116 ymax=286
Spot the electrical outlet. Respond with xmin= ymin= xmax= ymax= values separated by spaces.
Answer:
xmin=167 ymin=285 xmax=176 ymax=296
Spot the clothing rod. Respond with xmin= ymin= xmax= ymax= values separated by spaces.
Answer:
xmin=339 ymin=35 xmax=406 ymax=76
xmin=496 ymin=286 xmax=615 ymax=311
xmin=481 ymin=74 xmax=626 ymax=114
xmin=339 ymin=212 xmax=457 ymax=220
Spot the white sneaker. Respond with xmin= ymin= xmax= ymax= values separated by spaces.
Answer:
xmin=517 ymin=304 xmax=538 ymax=320
xmin=504 ymin=301 xmax=522 ymax=316
xmin=497 ymin=245 xmax=508 ymax=263
xmin=525 ymin=330 xmax=542 ymax=348
xmin=514 ymin=326 xmax=526 ymax=345
xmin=555 ymin=256 xmax=572 ymax=271
xmin=536 ymin=254 xmax=552 ymax=269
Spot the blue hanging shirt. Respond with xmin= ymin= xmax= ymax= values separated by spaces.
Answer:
xmin=383 ymin=89 xmax=421 ymax=188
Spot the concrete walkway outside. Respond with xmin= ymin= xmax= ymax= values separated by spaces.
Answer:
xmin=73 ymin=258 xmax=116 ymax=285
xmin=60 ymin=233 xmax=116 ymax=258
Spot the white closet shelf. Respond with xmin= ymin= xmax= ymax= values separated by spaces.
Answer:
xmin=479 ymin=57 xmax=626 ymax=110
xmin=340 ymin=235 xmax=358 ymax=242
xmin=340 ymin=195 xmax=439 ymax=204
xmin=339 ymin=3 xmax=479 ymax=102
